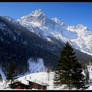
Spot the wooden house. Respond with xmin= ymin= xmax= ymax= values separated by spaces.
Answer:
xmin=28 ymin=80 xmax=48 ymax=90
xmin=9 ymin=81 xmax=30 ymax=89
xmin=10 ymin=80 xmax=48 ymax=90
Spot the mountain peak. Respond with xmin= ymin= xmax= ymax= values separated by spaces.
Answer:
xmin=51 ymin=17 xmax=61 ymax=23
xmin=20 ymin=9 xmax=46 ymax=19
xmin=76 ymin=24 xmax=88 ymax=30
xmin=68 ymin=24 xmax=89 ymax=31
xmin=29 ymin=9 xmax=45 ymax=17
xmin=51 ymin=17 xmax=65 ymax=26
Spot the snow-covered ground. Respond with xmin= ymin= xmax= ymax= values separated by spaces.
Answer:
xmin=0 ymin=71 xmax=92 ymax=90
xmin=14 ymin=71 xmax=92 ymax=90
xmin=14 ymin=72 xmax=70 ymax=90
xmin=0 ymin=72 xmax=71 ymax=90
xmin=0 ymin=57 xmax=92 ymax=90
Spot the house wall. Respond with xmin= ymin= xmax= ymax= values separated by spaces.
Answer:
xmin=29 ymin=81 xmax=47 ymax=89
xmin=11 ymin=81 xmax=47 ymax=89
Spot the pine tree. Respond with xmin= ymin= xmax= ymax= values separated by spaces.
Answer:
xmin=6 ymin=61 xmax=16 ymax=84
xmin=0 ymin=74 xmax=2 ymax=81
xmin=54 ymin=42 xmax=87 ymax=89
xmin=47 ymin=66 xmax=51 ymax=82
xmin=84 ymin=65 xmax=89 ymax=84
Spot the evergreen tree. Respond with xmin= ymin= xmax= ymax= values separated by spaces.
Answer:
xmin=0 ymin=74 xmax=2 ymax=81
xmin=84 ymin=65 xmax=89 ymax=84
xmin=54 ymin=42 xmax=87 ymax=89
xmin=47 ymin=66 xmax=51 ymax=82
xmin=6 ymin=61 xmax=16 ymax=84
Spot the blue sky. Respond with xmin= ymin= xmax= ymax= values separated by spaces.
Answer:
xmin=0 ymin=2 xmax=92 ymax=30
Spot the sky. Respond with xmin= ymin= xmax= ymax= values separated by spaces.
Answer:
xmin=0 ymin=2 xmax=92 ymax=30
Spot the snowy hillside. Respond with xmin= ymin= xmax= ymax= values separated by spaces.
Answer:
xmin=67 ymin=25 xmax=92 ymax=55
xmin=1 ymin=71 xmax=92 ymax=90
xmin=16 ymin=9 xmax=92 ymax=55
xmin=16 ymin=72 xmax=69 ymax=90
xmin=1 ymin=72 xmax=74 ymax=90
xmin=0 ymin=58 xmax=47 ymax=81
xmin=14 ymin=72 xmax=92 ymax=90
xmin=0 ymin=68 xmax=6 ymax=80
xmin=28 ymin=58 xmax=47 ymax=73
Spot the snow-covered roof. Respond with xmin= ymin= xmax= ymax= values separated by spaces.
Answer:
xmin=41 ymin=83 xmax=49 ymax=86
xmin=20 ymin=80 xmax=29 ymax=85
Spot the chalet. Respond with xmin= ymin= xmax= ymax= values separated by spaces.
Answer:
xmin=9 ymin=81 xmax=30 ymax=89
xmin=9 ymin=80 xmax=48 ymax=90
xmin=28 ymin=80 xmax=48 ymax=90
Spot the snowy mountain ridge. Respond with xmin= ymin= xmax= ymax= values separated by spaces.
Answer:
xmin=16 ymin=9 xmax=92 ymax=56
xmin=1 ymin=9 xmax=92 ymax=55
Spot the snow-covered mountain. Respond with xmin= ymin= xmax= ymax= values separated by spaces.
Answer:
xmin=0 ymin=9 xmax=92 ymax=79
xmin=0 ymin=15 xmax=60 ymax=75
xmin=17 ymin=9 xmax=67 ymax=42
xmin=16 ymin=9 xmax=92 ymax=55
xmin=67 ymin=25 xmax=92 ymax=55
xmin=0 ymin=9 xmax=92 ymax=90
